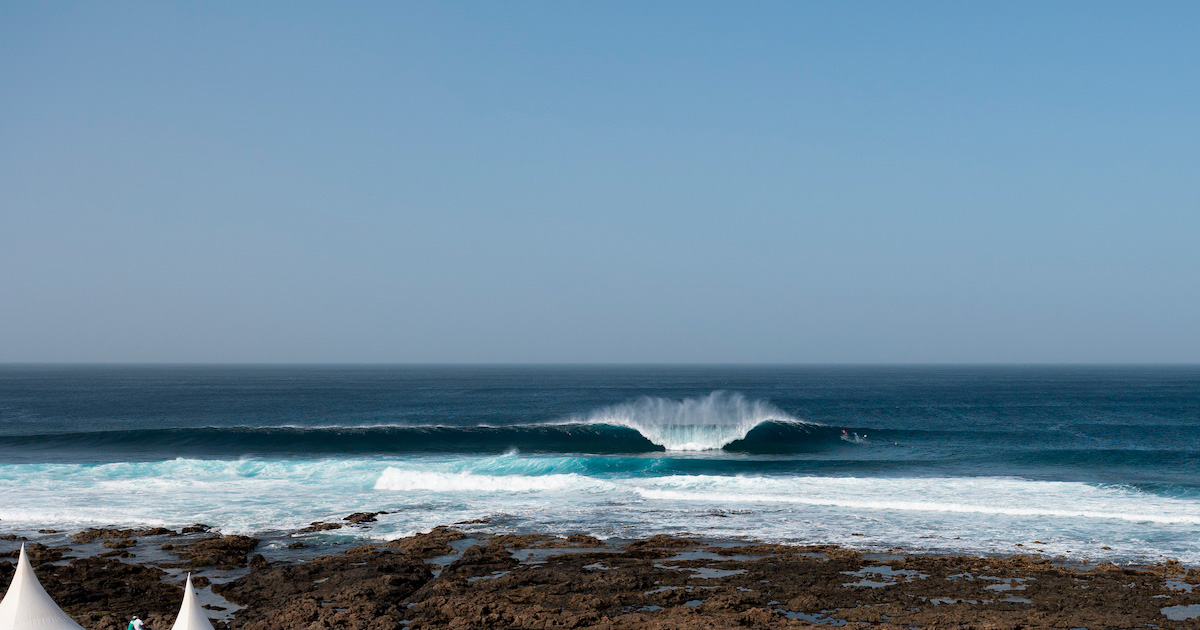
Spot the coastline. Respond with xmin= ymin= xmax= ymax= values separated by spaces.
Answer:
xmin=3 ymin=520 xmax=1199 ymax=629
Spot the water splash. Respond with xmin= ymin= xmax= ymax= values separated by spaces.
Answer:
xmin=582 ymin=391 xmax=802 ymax=451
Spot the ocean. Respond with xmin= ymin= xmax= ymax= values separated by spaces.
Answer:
xmin=1 ymin=365 xmax=1197 ymax=564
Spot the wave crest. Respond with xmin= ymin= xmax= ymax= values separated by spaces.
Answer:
xmin=582 ymin=391 xmax=803 ymax=451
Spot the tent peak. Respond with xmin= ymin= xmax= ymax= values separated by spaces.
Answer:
xmin=170 ymin=570 xmax=215 ymax=630
xmin=0 ymin=540 xmax=85 ymax=629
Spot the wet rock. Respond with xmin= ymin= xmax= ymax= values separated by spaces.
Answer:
xmin=486 ymin=533 xmax=606 ymax=549
xmin=441 ymin=544 xmax=519 ymax=579
xmin=295 ymin=521 xmax=343 ymax=534
xmin=623 ymin=534 xmax=700 ymax=551
xmin=5 ymin=556 xmax=181 ymax=626
xmin=344 ymin=511 xmax=385 ymax=524
xmin=399 ymin=537 xmax=1200 ymax=630
xmin=3 ymin=542 xmax=66 ymax=564
xmin=171 ymin=534 xmax=260 ymax=569
xmin=7 ymin=528 xmax=1200 ymax=630
xmin=215 ymin=548 xmax=432 ymax=630
xmin=71 ymin=527 xmax=174 ymax=544
xmin=383 ymin=526 xmax=465 ymax=560
xmin=70 ymin=527 xmax=124 ymax=543
xmin=567 ymin=533 xmax=604 ymax=547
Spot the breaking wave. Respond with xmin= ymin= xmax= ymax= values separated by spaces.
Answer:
xmin=581 ymin=391 xmax=809 ymax=451
xmin=0 ymin=392 xmax=826 ymax=461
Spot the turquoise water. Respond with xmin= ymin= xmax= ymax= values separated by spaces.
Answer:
xmin=1 ymin=366 xmax=1197 ymax=563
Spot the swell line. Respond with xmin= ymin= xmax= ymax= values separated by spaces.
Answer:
xmin=0 ymin=422 xmax=838 ymax=462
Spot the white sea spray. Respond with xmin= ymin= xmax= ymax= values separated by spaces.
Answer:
xmin=580 ymin=391 xmax=804 ymax=450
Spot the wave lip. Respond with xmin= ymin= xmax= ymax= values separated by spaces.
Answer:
xmin=582 ymin=391 xmax=804 ymax=451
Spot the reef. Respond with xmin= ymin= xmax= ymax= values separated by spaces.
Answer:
xmin=3 ymin=526 xmax=1200 ymax=629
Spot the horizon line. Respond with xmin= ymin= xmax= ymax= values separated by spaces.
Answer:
xmin=1 ymin=361 xmax=1198 ymax=368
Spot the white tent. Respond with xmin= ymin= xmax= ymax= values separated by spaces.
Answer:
xmin=0 ymin=544 xmax=86 ymax=630
xmin=169 ymin=574 xmax=214 ymax=630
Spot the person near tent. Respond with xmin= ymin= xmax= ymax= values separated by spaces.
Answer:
xmin=2 ymin=544 xmax=214 ymax=630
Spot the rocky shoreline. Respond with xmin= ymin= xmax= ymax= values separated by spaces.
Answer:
xmin=3 ymin=521 xmax=1200 ymax=629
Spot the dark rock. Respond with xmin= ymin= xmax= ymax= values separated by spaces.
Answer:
xmin=8 ymin=528 xmax=1197 ymax=630
xmin=441 ymin=544 xmax=519 ymax=578
xmin=566 ymin=534 xmax=604 ymax=547
xmin=400 ymin=540 xmax=1200 ymax=630
xmin=5 ymin=556 xmax=180 ymax=625
xmin=295 ymin=521 xmax=343 ymax=534
xmin=170 ymin=535 xmax=260 ymax=569
xmin=383 ymin=526 xmax=465 ymax=560
xmin=72 ymin=529 xmax=131 ymax=544
xmin=71 ymin=527 xmax=174 ymax=544
xmin=215 ymin=548 xmax=432 ymax=630
xmin=623 ymin=534 xmax=699 ymax=551
xmin=344 ymin=511 xmax=384 ymax=524
xmin=3 ymin=543 xmax=65 ymax=564
xmin=485 ymin=533 xmax=605 ymax=549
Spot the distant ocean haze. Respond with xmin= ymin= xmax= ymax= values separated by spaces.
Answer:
xmin=0 ymin=365 xmax=1197 ymax=564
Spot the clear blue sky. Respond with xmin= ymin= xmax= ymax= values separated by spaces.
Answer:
xmin=2 ymin=2 xmax=1197 ymax=363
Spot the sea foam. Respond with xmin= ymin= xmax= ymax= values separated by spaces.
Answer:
xmin=581 ymin=391 xmax=803 ymax=450
xmin=3 ymin=453 xmax=1199 ymax=564
xmin=373 ymin=467 xmax=607 ymax=493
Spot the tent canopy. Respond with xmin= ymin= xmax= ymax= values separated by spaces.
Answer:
xmin=0 ymin=544 xmax=86 ymax=630
xmin=170 ymin=574 xmax=214 ymax=630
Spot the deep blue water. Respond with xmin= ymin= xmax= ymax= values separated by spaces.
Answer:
xmin=1 ymin=365 xmax=1198 ymax=563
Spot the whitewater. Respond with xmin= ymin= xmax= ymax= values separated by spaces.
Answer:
xmin=2 ymin=366 xmax=1199 ymax=565
xmin=578 ymin=391 xmax=805 ymax=450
